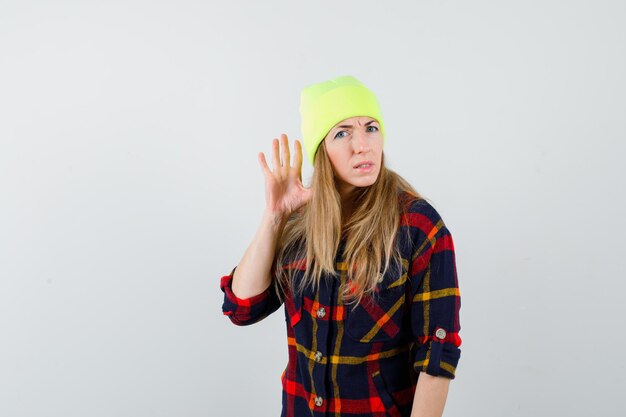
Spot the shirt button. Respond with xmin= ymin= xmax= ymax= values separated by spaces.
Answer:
xmin=314 ymin=396 xmax=323 ymax=406
xmin=435 ymin=328 xmax=447 ymax=340
xmin=316 ymin=307 xmax=326 ymax=318
xmin=315 ymin=351 xmax=323 ymax=362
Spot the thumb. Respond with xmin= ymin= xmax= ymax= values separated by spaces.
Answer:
xmin=302 ymin=186 xmax=313 ymax=202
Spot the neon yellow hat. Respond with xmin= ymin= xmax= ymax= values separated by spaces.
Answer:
xmin=299 ymin=75 xmax=386 ymax=166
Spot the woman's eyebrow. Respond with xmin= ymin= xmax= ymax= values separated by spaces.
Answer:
xmin=336 ymin=120 xmax=377 ymax=129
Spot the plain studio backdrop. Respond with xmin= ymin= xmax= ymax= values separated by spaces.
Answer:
xmin=1 ymin=1 xmax=624 ymax=416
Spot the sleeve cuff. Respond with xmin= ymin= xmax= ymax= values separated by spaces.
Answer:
xmin=219 ymin=266 xmax=273 ymax=326
xmin=412 ymin=326 xmax=462 ymax=379
xmin=220 ymin=266 xmax=270 ymax=307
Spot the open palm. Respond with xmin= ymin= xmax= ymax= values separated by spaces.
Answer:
xmin=258 ymin=133 xmax=313 ymax=218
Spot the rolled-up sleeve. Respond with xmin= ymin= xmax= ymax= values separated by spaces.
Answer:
xmin=220 ymin=265 xmax=283 ymax=326
xmin=408 ymin=209 xmax=462 ymax=379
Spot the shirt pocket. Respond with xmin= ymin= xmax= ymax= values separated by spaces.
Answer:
xmin=344 ymin=278 xmax=407 ymax=343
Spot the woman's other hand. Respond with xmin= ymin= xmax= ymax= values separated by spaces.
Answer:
xmin=258 ymin=133 xmax=312 ymax=218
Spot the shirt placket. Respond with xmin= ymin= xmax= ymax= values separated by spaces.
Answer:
xmin=310 ymin=274 xmax=332 ymax=416
xmin=310 ymin=240 xmax=345 ymax=417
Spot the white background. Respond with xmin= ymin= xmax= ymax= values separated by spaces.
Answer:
xmin=1 ymin=1 xmax=625 ymax=416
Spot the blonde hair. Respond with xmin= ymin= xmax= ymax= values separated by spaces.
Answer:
xmin=272 ymin=142 xmax=428 ymax=311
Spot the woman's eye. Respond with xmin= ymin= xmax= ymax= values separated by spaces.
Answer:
xmin=367 ymin=126 xmax=379 ymax=132
xmin=334 ymin=130 xmax=348 ymax=139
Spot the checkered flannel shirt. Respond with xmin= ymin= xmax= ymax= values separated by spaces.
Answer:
xmin=220 ymin=196 xmax=462 ymax=417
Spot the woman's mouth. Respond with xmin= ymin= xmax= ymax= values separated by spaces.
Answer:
xmin=354 ymin=162 xmax=374 ymax=172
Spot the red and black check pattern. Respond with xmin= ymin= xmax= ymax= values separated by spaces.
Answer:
xmin=220 ymin=195 xmax=462 ymax=417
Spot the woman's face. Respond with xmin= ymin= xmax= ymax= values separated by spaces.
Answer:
xmin=323 ymin=116 xmax=383 ymax=198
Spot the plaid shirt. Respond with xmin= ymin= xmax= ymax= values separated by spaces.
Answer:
xmin=220 ymin=196 xmax=462 ymax=417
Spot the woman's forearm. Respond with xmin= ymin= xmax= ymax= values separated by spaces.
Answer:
xmin=410 ymin=373 xmax=451 ymax=417
xmin=231 ymin=211 xmax=286 ymax=299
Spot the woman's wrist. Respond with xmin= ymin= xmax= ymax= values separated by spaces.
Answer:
xmin=262 ymin=209 xmax=288 ymax=230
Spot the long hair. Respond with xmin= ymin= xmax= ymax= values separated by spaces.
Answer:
xmin=272 ymin=142 xmax=429 ymax=311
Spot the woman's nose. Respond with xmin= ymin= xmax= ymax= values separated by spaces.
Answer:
xmin=353 ymin=131 xmax=370 ymax=152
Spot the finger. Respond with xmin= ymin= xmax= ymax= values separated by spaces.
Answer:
xmin=302 ymin=185 xmax=313 ymax=203
xmin=281 ymin=133 xmax=291 ymax=169
xmin=294 ymin=139 xmax=303 ymax=177
xmin=258 ymin=152 xmax=272 ymax=176
xmin=271 ymin=137 xmax=281 ymax=170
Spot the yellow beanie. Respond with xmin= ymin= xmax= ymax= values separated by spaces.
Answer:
xmin=299 ymin=75 xmax=386 ymax=166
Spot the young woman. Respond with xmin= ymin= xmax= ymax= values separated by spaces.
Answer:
xmin=220 ymin=75 xmax=462 ymax=417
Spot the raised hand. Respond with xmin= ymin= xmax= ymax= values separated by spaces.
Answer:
xmin=258 ymin=133 xmax=313 ymax=218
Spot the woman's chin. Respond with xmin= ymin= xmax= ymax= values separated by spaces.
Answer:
xmin=349 ymin=177 xmax=378 ymax=188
